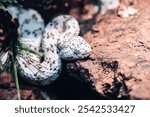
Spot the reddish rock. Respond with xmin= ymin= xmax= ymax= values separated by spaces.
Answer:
xmin=0 ymin=88 xmax=38 ymax=100
xmin=129 ymin=80 xmax=150 ymax=99
xmin=21 ymin=90 xmax=38 ymax=100
xmin=73 ymin=0 xmax=150 ymax=99
xmin=0 ymin=89 xmax=18 ymax=100
xmin=0 ymin=72 xmax=13 ymax=84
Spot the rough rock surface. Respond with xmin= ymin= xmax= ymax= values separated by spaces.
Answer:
xmin=71 ymin=0 xmax=150 ymax=99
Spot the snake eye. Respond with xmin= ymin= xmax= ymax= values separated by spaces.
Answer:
xmin=50 ymin=23 xmax=53 ymax=25
xmin=74 ymin=49 xmax=80 ymax=55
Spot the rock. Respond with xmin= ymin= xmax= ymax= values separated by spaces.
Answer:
xmin=129 ymin=80 xmax=150 ymax=99
xmin=0 ymin=89 xmax=18 ymax=100
xmin=0 ymin=72 xmax=13 ymax=85
xmin=0 ymin=89 xmax=37 ymax=100
xmin=0 ymin=75 xmax=47 ymax=100
xmin=69 ymin=0 xmax=150 ymax=99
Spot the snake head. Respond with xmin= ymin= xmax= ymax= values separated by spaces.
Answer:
xmin=59 ymin=36 xmax=92 ymax=60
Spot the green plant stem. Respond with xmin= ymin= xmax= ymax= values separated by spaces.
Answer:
xmin=18 ymin=42 xmax=44 ymax=58
xmin=10 ymin=51 xmax=21 ymax=100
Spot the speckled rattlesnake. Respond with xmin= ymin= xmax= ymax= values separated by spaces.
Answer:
xmin=0 ymin=6 xmax=91 ymax=85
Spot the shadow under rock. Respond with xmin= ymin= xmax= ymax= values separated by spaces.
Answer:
xmin=42 ymin=61 xmax=106 ymax=100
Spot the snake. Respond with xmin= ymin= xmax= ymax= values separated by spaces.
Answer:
xmin=0 ymin=6 xmax=92 ymax=85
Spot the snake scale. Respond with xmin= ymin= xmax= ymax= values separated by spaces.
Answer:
xmin=0 ymin=6 xmax=91 ymax=85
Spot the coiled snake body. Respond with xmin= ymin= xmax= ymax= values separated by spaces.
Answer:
xmin=0 ymin=6 xmax=91 ymax=85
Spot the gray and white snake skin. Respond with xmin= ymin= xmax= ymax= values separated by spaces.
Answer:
xmin=1 ymin=6 xmax=92 ymax=85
